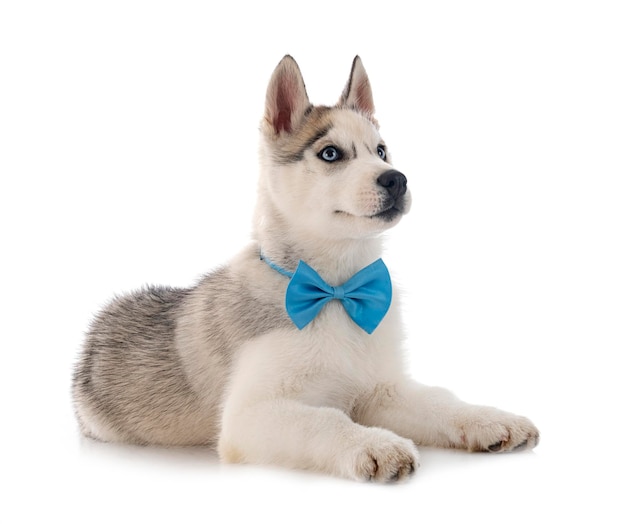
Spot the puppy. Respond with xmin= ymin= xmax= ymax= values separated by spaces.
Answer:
xmin=72 ymin=56 xmax=539 ymax=481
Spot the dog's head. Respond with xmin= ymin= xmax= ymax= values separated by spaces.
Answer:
xmin=258 ymin=56 xmax=411 ymax=241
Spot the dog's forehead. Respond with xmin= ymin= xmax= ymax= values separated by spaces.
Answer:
xmin=324 ymin=109 xmax=381 ymax=143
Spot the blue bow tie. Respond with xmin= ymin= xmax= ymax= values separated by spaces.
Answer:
xmin=261 ymin=255 xmax=392 ymax=334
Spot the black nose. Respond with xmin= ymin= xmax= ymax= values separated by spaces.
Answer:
xmin=377 ymin=170 xmax=407 ymax=200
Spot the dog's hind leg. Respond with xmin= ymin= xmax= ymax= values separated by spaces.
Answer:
xmin=353 ymin=381 xmax=539 ymax=452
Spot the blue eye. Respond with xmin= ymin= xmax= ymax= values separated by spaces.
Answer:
xmin=377 ymin=145 xmax=387 ymax=160
xmin=319 ymin=146 xmax=342 ymax=162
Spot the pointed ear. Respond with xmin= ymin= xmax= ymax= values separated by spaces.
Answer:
xmin=339 ymin=56 xmax=375 ymax=115
xmin=263 ymin=55 xmax=310 ymax=135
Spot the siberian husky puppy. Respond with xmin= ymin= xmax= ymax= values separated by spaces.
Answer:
xmin=72 ymin=56 xmax=539 ymax=482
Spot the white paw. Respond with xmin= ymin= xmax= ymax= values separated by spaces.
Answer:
xmin=453 ymin=406 xmax=540 ymax=452
xmin=342 ymin=428 xmax=420 ymax=482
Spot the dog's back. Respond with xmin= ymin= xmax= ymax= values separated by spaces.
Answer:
xmin=72 ymin=254 xmax=288 ymax=445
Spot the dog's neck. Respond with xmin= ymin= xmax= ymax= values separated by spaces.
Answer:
xmin=253 ymin=209 xmax=384 ymax=286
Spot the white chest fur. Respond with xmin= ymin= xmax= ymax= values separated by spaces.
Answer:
xmin=225 ymin=299 xmax=405 ymax=414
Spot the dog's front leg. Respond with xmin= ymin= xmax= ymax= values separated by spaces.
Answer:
xmin=217 ymin=333 xmax=419 ymax=481
xmin=354 ymin=380 xmax=539 ymax=452
xmin=219 ymin=396 xmax=419 ymax=481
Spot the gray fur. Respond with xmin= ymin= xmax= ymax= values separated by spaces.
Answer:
xmin=72 ymin=247 xmax=290 ymax=446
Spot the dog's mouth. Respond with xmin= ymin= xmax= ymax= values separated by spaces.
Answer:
xmin=371 ymin=205 xmax=402 ymax=222
xmin=335 ymin=201 xmax=404 ymax=222
xmin=368 ymin=196 xmax=407 ymax=221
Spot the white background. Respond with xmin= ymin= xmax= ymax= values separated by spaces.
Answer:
xmin=1 ymin=1 xmax=625 ymax=522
